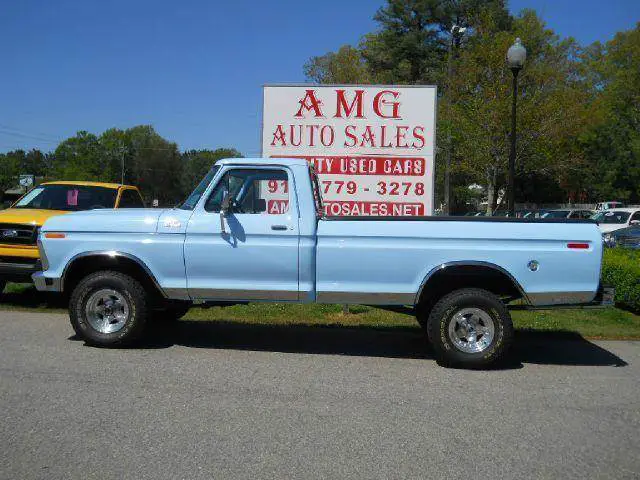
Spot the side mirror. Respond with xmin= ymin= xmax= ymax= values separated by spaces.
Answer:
xmin=221 ymin=191 xmax=233 ymax=215
xmin=631 ymin=220 xmax=640 ymax=225
xmin=220 ymin=192 xmax=232 ymax=234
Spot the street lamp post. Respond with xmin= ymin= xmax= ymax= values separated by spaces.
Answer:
xmin=506 ymin=38 xmax=526 ymax=216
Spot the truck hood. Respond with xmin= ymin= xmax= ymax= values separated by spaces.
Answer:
xmin=0 ymin=208 xmax=69 ymax=226
xmin=41 ymin=208 xmax=193 ymax=234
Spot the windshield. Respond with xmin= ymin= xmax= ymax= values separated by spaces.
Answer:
xmin=542 ymin=210 xmax=569 ymax=219
xmin=14 ymin=184 xmax=118 ymax=211
xmin=592 ymin=211 xmax=631 ymax=224
xmin=179 ymin=165 xmax=220 ymax=210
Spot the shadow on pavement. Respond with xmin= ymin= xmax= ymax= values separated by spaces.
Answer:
xmin=4 ymin=285 xmax=625 ymax=368
xmin=139 ymin=320 xmax=628 ymax=368
xmin=0 ymin=285 xmax=68 ymax=309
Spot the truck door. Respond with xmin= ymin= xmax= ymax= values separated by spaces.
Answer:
xmin=184 ymin=166 xmax=299 ymax=301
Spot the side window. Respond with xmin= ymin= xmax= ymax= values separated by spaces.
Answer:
xmin=569 ymin=211 xmax=581 ymax=219
xmin=630 ymin=211 xmax=640 ymax=222
xmin=118 ymin=189 xmax=145 ymax=208
xmin=204 ymin=168 xmax=289 ymax=215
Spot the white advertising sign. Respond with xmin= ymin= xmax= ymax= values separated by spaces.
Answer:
xmin=19 ymin=174 xmax=35 ymax=188
xmin=261 ymin=84 xmax=436 ymax=216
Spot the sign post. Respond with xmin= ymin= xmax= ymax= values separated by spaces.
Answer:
xmin=261 ymin=84 xmax=437 ymax=216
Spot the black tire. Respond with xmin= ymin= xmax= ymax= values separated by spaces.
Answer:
xmin=415 ymin=302 xmax=433 ymax=332
xmin=154 ymin=301 xmax=191 ymax=322
xmin=426 ymin=288 xmax=513 ymax=368
xmin=69 ymin=271 xmax=149 ymax=347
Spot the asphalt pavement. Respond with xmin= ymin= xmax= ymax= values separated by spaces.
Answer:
xmin=1 ymin=310 xmax=639 ymax=480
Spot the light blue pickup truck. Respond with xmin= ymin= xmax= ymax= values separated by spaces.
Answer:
xmin=33 ymin=158 xmax=612 ymax=367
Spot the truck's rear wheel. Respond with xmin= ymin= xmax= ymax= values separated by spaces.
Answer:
xmin=69 ymin=271 xmax=149 ymax=346
xmin=426 ymin=288 xmax=513 ymax=368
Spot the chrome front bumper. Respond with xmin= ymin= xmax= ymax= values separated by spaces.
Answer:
xmin=0 ymin=258 xmax=41 ymax=282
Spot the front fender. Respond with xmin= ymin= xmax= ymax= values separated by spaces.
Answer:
xmin=34 ymin=232 xmax=188 ymax=298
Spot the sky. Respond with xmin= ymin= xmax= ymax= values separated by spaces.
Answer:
xmin=1 ymin=0 xmax=639 ymax=157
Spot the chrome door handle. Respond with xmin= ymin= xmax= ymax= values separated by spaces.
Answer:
xmin=271 ymin=225 xmax=287 ymax=231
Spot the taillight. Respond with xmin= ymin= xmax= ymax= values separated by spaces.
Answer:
xmin=567 ymin=242 xmax=589 ymax=249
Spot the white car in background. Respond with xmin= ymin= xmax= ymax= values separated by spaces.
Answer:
xmin=592 ymin=208 xmax=640 ymax=233
xmin=595 ymin=201 xmax=624 ymax=211
xmin=542 ymin=209 xmax=594 ymax=220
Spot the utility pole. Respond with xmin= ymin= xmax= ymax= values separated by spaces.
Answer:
xmin=118 ymin=144 xmax=127 ymax=185
xmin=443 ymin=25 xmax=466 ymax=216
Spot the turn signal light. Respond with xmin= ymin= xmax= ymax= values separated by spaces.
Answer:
xmin=44 ymin=233 xmax=66 ymax=239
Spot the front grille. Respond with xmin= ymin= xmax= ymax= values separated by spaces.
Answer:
xmin=0 ymin=223 xmax=38 ymax=246
xmin=0 ymin=256 xmax=39 ymax=265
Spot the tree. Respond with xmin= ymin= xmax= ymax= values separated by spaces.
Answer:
xmin=444 ymin=10 xmax=591 ymax=212
xmin=52 ymin=131 xmax=105 ymax=180
xmin=181 ymin=148 xmax=242 ymax=196
xmin=305 ymin=0 xmax=510 ymax=85
xmin=99 ymin=128 xmax=132 ymax=184
xmin=304 ymin=45 xmax=371 ymax=84
xmin=126 ymin=125 xmax=182 ymax=206
xmin=580 ymin=23 xmax=640 ymax=202
xmin=0 ymin=152 xmax=19 ymax=201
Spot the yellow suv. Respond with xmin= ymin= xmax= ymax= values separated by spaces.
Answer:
xmin=0 ymin=181 xmax=144 ymax=292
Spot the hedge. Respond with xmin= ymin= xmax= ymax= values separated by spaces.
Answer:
xmin=602 ymin=248 xmax=640 ymax=312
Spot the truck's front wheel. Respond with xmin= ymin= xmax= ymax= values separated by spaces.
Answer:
xmin=69 ymin=271 xmax=149 ymax=346
xmin=426 ymin=288 xmax=513 ymax=368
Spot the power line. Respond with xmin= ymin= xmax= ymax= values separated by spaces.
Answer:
xmin=0 ymin=128 xmax=60 ymax=144
xmin=0 ymin=123 xmax=61 ymax=142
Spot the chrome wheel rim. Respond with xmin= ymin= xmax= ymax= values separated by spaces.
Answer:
xmin=447 ymin=307 xmax=495 ymax=354
xmin=85 ymin=289 xmax=130 ymax=334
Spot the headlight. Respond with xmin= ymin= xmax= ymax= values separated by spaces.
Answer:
xmin=603 ymin=233 xmax=617 ymax=248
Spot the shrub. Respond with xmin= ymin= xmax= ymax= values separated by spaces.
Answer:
xmin=602 ymin=248 xmax=640 ymax=312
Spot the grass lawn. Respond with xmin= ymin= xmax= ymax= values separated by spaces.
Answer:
xmin=2 ymin=282 xmax=640 ymax=339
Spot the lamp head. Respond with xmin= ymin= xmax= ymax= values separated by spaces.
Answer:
xmin=506 ymin=38 xmax=527 ymax=70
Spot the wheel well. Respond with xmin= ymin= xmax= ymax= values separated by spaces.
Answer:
xmin=417 ymin=265 xmax=525 ymax=310
xmin=63 ymin=254 xmax=165 ymax=304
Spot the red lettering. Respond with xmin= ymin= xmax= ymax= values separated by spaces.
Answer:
xmin=322 ymin=201 xmax=424 ymax=216
xmin=294 ymin=90 xmax=324 ymax=118
xmin=289 ymin=125 xmax=302 ymax=147
xmin=335 ymin=89 xmax=365 ymax=118
xmin=307 ymin=125 xmax=319 ymax=147
xmin=359 ymin=126 xmax=376 ymax=147
xmin=320 ymin=125 xmax=335 ymax=146
xmin=284 ymin=156 xmax=426 ymax=176
xmin=396 ymin=125 xmax=409 ymax=148
xmin=380 ymin=125 xmax=393 ymax=148
xmin=344 ymin=125 xmax=357 ymax=147
xmin=413 ymin=126 xmax=425 ymax=148
xmin=373 ymin=90 xmax=401 ymax=119
xmin=270 ymin=125 xmax=286 ymax=146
